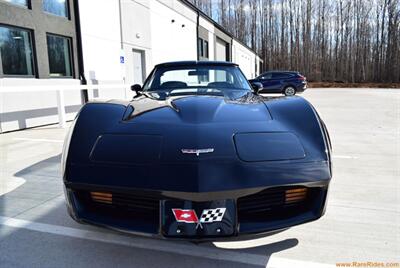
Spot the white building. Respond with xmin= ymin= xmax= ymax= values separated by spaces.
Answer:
xmin=0 ymin=0 xmax=261 ymax=132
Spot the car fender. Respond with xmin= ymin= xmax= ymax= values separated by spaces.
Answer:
xmin=263 ymin=96 xmax=331 ymax=169
xmin=62 ymin=101 xmax=129 ymax=180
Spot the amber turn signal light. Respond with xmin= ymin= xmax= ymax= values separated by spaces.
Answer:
xmin=285 ymin=188 xmax=307 ymax=204
xmin=90 ymin=192 xmax=112 ymax=204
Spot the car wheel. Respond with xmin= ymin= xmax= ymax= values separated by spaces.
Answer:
xmin=284 ymin=86 xmax=296 ymax=96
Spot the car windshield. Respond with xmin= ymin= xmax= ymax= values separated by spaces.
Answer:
xmin=142 ymin=65 xmax=252 ymax=95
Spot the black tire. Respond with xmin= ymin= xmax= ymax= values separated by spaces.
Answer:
xmin=283 ymin=86 xmax=296 ymax=96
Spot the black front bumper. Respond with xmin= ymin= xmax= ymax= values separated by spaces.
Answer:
xmin=64 ymin=181 xmax=329 ymax=240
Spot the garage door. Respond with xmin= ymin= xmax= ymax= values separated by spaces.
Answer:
xmin=216 ymin=38 xmax=228 ymax=61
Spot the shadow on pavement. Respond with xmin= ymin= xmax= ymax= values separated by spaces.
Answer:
xmin=0 ymin=155 xmax=300 ymax=267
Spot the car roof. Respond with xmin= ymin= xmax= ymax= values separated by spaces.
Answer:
xmin=263 ymin=71 xmax=300 ymax=74
xmin=155 ymin=61 xmax=238 ymax=68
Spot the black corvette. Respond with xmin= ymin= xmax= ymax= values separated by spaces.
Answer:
xmin=62 ymin=61 xmax=332 ymax=240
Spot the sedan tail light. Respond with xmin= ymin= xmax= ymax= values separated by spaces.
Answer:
xmin=298 ymin=75 xmax=306 ymax=81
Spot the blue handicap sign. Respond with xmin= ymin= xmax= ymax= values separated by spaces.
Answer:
xmin=120 ymin=56 xmax=125 ymax=64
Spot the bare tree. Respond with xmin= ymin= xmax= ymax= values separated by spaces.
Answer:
xmin=190 ymin=0 xmax=400 ymax=82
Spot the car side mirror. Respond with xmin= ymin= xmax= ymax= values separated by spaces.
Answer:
xmin=250 ymin=82 xmax=263 ymax=94
xmin=131 ymin=84 xmax=142 ymax=95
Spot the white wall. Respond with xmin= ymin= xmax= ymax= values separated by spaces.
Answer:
xmin=78 ymin=0 xmax=125 ymax=100
xmin=232 ymin=39 xmax=257 ymax=79
xmin=149 ymin=0 xmax=197 ymax=65
xmin=120 ymin=0 xmax=152 ymax=99
xmin=0 ymin=78 xmax=81 ymax=132
xmin=79 ymin=0 xmax=258 ymax=94
xmin=119 ymin=0 xmax=198 ymax=99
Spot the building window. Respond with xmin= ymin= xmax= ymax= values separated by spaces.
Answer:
xmin=204 ymin=40 xmax=209 ymax=58
xmin=0 ymin=25 xmax=35 ymax=76
xmin=0 ymin=0 xmax=28 ymax=7
xmin=198 ymin=38 xmax=203 ymax=58
xmin=43 ymin=0 xmax=68 ymax=18
xmin=198 ymin=38 xmax=209 ymax=59
xmin=46 ymin=34 xmax=73 ymax=77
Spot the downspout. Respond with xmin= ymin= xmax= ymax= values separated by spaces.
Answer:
xmin=196 ymin=10 xmax=200 ymax=61
xmin=230 ymin=39 xmax=233 ymax=62
xmin=73 ymin=0 xmax=88 ymax=103
xmin=118 ymin=0 xmax=124 ymax=50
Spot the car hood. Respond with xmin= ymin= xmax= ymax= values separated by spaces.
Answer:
xmin=123 ymin=91 xmax=272 ymax=124
xmin=65 ymin=93 xmax=330 ymax=192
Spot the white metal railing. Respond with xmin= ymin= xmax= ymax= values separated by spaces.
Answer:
xmin=0 ymin=84 xmax=130 ymax=128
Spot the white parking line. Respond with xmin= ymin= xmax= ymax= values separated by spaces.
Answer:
xmin=13 ymin=138 xmax=64 ymax=143
xmin=0 ymin=216 xmax=335 ymax=268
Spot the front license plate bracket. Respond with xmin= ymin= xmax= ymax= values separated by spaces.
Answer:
xmin=161 ymin=199 xmax=236 ymax=238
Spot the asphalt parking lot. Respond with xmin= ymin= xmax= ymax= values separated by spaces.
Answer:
xmin=0 ymin=88 xmax=399 ymax=268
